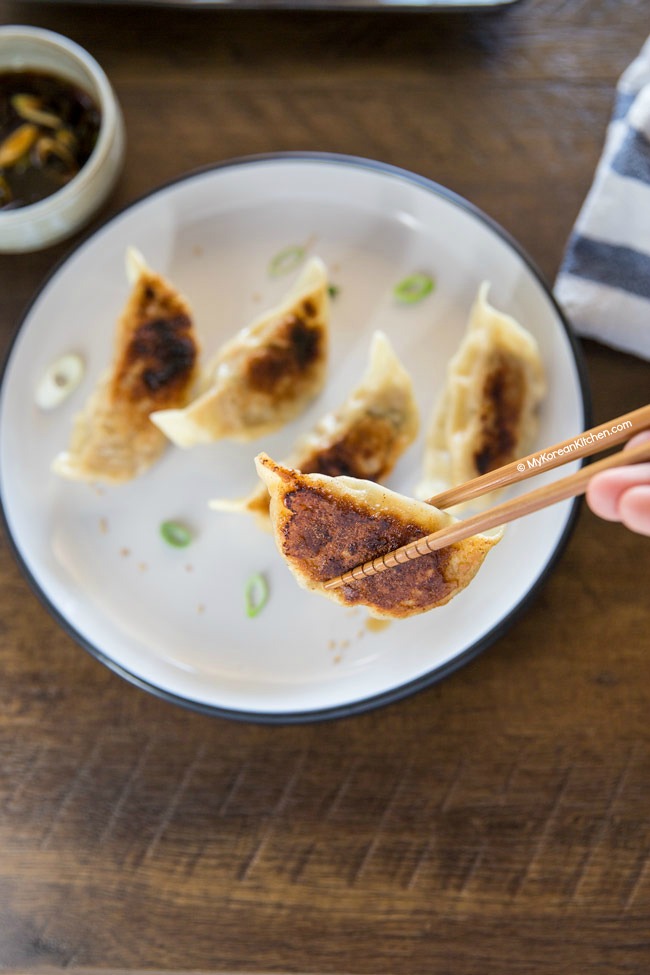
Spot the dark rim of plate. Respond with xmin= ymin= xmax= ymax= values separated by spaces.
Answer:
xmin=0 ymin=150 xmax=592 ymax=725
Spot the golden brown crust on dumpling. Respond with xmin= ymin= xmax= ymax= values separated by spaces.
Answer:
xmin=243 ymin=310 xmax=325 ymax=398
xmin=110 ymin=271 xmax=198 ymax=409
xmin=210 ymin=331 xmax=419 ymax=529
xmin=52 ymin=259 xmax=199 ymax=484
xmin=472 ymin=348 xmax=527 ymax=475
xmin=256 ymin=454 xmax=501 ymax=620
xmin=150 ymin=257 xmax=330 ymax=447
xmin=299 ymin=411 xmax=410 ymax=480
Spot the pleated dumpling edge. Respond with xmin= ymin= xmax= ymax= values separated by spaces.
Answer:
xmin=417 ymin=281 xmax=546 ymax=508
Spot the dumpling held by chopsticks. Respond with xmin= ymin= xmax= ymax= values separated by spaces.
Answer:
xmin=256 ymin=454 xmax=502 ymax=620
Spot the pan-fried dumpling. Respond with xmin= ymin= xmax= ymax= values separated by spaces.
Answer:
xmin=150 ymin=257 xmax=330 ymax=447
xmin=416 ymin=282 xmax=545 ymax=507
xmin=52 ymin=248 xmax=200 ymax=484
xmin=210 ymin=331 xmax=419 ymax=529
xmin=256 ymin=454 xmax=502 ymax=620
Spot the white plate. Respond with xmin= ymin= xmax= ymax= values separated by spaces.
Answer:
xmin=0 ymin=153 xmax=588 ymax=722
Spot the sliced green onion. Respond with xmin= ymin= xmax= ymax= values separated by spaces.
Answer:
xmin=35 ymin=353 xmax=85 ymax=410
xmin=245 ymin=572 xmax=269 ymax=618
xmin=269 ymin=244 xmax=306 ymax=277
xmin=328 ymin=284 xmax=340 ymax=298
xmin=393 ymin=272 xmax=435 ymax=305
xmin=160 ymin=520 xmax=193 ymax=548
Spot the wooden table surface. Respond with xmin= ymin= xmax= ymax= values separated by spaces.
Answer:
xmin=1 ymin=0 xmax=649 ymax=972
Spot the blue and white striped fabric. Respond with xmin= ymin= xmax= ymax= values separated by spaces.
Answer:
xmin=554 ymin=36 xmax=650 ymax=361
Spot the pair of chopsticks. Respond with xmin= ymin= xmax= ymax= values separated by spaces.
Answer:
xmin=324 ymin=404 xmax=650 ymax=591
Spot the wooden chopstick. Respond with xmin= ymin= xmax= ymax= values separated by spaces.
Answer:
xmin=323 ymin=418 xmax=650 ymax=592
xmin=426 ymin=403 xmax=650 ymax=509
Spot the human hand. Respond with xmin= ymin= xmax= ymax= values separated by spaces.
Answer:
xmin=586 ymin=431 xmax=650 ymax=536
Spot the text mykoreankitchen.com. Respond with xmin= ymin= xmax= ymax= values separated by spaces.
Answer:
xmin=518 ymin=420 xmax=634 ymax=471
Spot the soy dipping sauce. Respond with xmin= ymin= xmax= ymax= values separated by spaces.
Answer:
xmin=0 ymin=70 xmax=101 ymax=210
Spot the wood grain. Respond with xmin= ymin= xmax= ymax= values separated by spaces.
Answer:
xmin=0 ymin=0 xmax=649 ymax=972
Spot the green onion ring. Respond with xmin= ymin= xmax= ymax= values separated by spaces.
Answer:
xmin=245 ymin=572 xmax=270 ymax=618
xmin=268 ymin=244 xmax=306 ymax=277
xmin=393 ymin=272 xmax=435 ymax=305
xmin=160 ymin=520 xmax=193 ymax=548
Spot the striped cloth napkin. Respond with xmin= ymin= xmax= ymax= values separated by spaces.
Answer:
xmin=554 ymin=36 xmax=650 ymax=361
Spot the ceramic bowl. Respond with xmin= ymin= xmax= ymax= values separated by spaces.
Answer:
xmin=0 ymin=25 xmax=125 ymax=253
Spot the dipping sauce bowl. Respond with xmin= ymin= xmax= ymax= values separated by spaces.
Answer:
xmin=0 ymin=26 xmax=125 ymax=252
